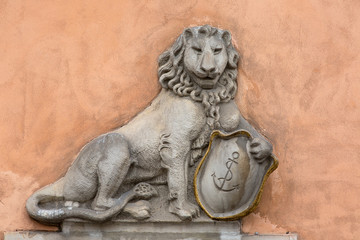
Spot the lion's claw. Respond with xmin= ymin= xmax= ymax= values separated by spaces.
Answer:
xmin=249 ymin=138 xmax=272 ymax=163
xmin=169 ymin=200 xmax=200 ymax=221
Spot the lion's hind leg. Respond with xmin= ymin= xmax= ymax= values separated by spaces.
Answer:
xmin=91 ymin=133 xmax=132 ymax=210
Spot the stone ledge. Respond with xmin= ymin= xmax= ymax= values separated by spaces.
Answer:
xmin=242 ymin=234 xmax=298 ymax=240
xmin=5 ymin=231 xmax=298 ymax=240
xmin=5 ymin=221 xmax=297 ymax=240
xmin=61 ymin=220 xmax=241 ymax=234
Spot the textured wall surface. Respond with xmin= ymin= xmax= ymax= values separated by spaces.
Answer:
xmin=0 ymin=1 xmax=359 ymax=239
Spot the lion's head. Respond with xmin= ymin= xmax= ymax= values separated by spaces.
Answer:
xmin=158 ymin=25 xmax=239 ymax=128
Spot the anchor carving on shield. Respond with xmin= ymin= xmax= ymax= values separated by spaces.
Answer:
xmin=211 ymin=151 xmax=241 ymax=192
xmin=194 ymin=130 xmax=279 ymax=220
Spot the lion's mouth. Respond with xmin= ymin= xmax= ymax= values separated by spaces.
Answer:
xmin=196 ymin=74 xmax=218 ymax=81
xmin=193 ymin=70 xmax=219 ymax=79
xmin=189 ymin=71 xmax=220 ymax=89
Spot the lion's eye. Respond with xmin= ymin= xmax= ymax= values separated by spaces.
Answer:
xmin=192 ymin=46 xmax=202 ymax=54
xmin=214 ymin=48 xmax=222 ymax=54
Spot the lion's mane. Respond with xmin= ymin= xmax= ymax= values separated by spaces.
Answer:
xmin=158 ymin=25 xmax=239 ymax=129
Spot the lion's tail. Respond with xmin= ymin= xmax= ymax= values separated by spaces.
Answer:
xmin=26 ymin=178 xmax=68 ymax=224
xmin=26 ymin=179 xmax=139 ymax=224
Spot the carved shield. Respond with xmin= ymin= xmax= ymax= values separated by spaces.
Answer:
xmin=194 ymin=130 xmax=278 ymax=220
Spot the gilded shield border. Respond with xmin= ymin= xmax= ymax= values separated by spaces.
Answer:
xmin=193 ymin=130 xmax=279 ymax=220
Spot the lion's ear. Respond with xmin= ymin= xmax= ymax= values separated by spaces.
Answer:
xmin=184 ymin=28 xmax=193 ymax=42
xmin=222 ymin=31 xmax=231 ymax=46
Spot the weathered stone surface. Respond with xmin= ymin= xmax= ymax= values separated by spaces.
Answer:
xmin=5 ymin=232 xmax=297 ymax=240
xmin=5 ymin=232 xmax=298 ymax=240
xmin=5 ymin=221 xmax=297 ymax=240
xmin=25 ymin=25 xmax=274 ymax=225
xmin=6 ymin=221 xmax=243 ymax=240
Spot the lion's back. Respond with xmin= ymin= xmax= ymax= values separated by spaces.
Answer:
xmin=115 ymin=89 xmax=206 ymax=157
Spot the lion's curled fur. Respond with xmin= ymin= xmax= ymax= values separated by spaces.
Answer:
xmin=158 ymin=25 xmax=240 ymax=160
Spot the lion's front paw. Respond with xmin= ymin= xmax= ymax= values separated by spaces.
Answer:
xmin=169 ymin=200 xmax=200 ymax=221
xmin=249 ymin=138 xmax=273 ymax=163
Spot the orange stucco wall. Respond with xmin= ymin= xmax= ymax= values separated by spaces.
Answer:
xmin=1 ymin=1 xmax=359 ymax=239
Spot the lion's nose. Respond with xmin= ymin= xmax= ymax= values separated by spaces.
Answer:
xmin=200 ymin=52 xmax=216 ymax=74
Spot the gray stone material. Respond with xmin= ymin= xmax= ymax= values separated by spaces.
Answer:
xmin=26 ymin=25 xmax=275 ymax=226
xmin=5 ymin=227 xmax=298 ymax=240
xmin=6 ymin=218 xmax=297 ymax=240
xmin=6 ymin=221 xmax=243 ymax=240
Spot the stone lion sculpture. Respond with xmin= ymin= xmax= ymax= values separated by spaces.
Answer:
xmin=26 ymin=25 xmax=272 ymax=224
